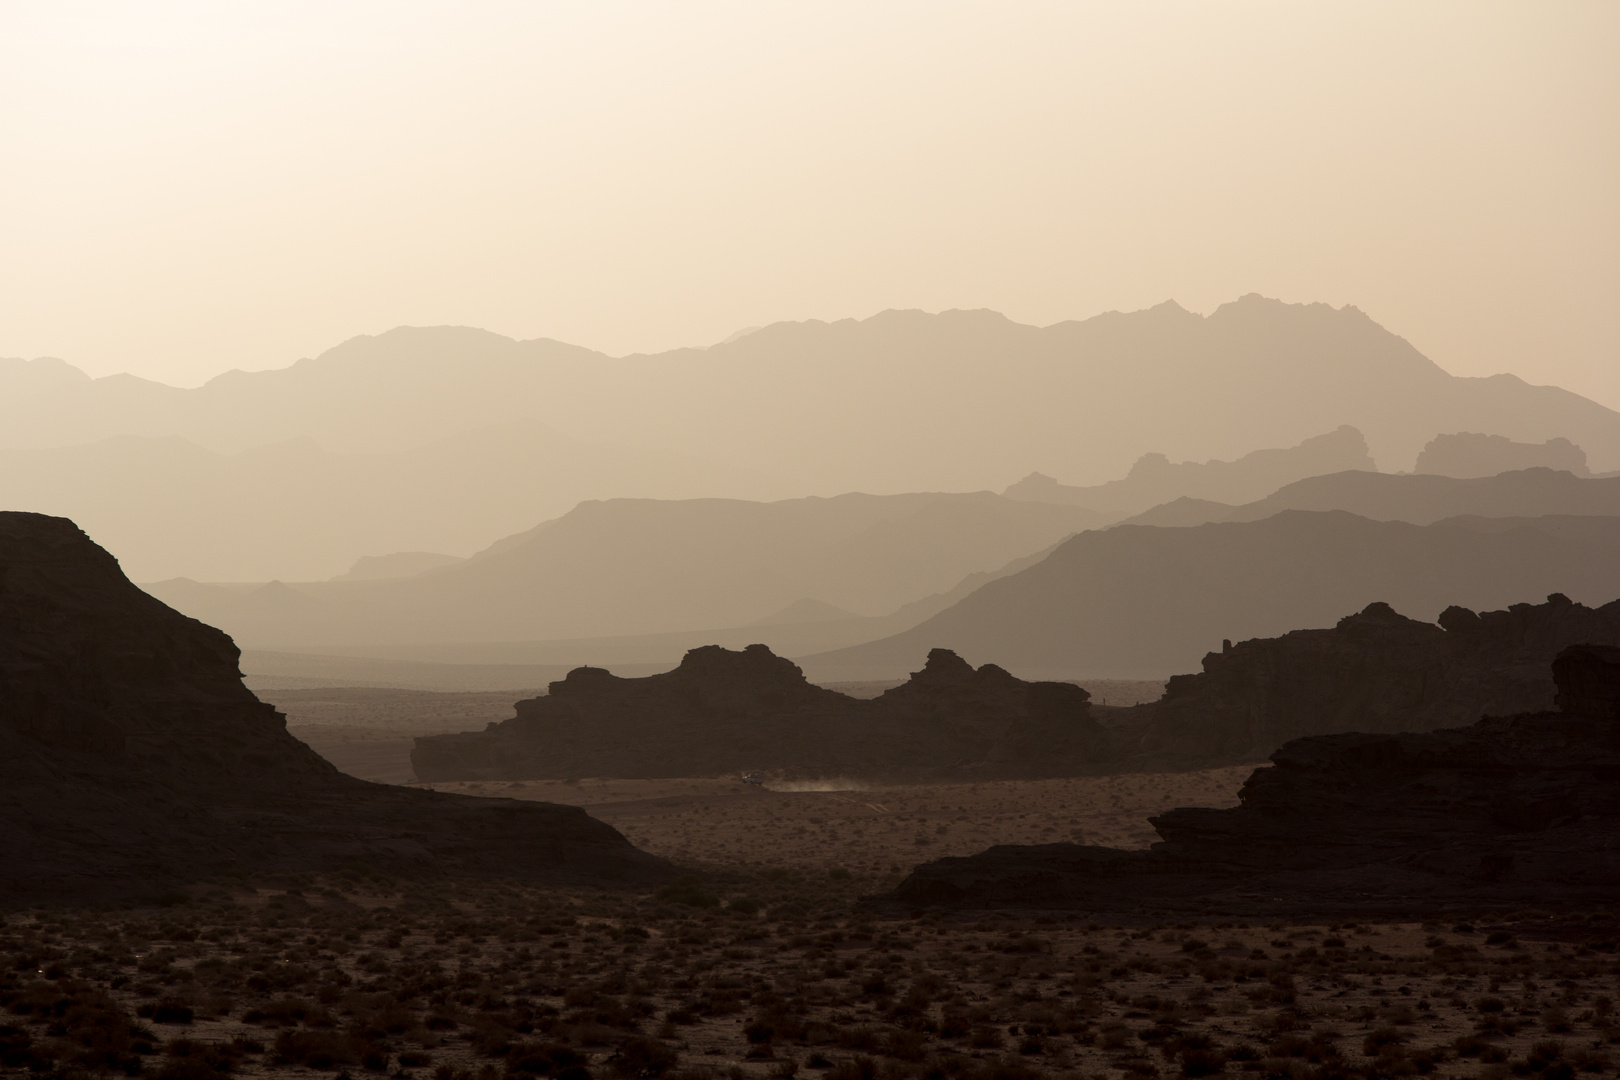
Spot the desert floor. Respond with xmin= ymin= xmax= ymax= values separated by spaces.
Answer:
xmin=419 ymin=770 xmax=1255 ymax=875
xmin=7 ymin=684 xmax=1612 ymax=1080
xmin=5 ymin=873 xmax=1614 ymax=1080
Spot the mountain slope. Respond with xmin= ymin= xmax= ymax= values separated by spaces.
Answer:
xmin=0 ymin=422 xmax=766 ymax=581
xmin=143 ymin=492 xmax=1104 ymax=649
xmin=799 ymin=511 xmax=1620 ymax=680
xmin=6 ymin=296 xmax=1619 ymax=484
xmin=1003 ymin=425 xmax=1377 ymax=515
xmin=1115 ymin=467 xmax=1620 ymax=531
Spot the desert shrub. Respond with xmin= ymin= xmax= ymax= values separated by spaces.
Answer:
xmin=612 ymin=1037 xmax=678 ymax=1079
xmin=154 ymin=1057 xmax=228 ymax=1080
xmin=1406 ymin=1044 xmax=1449 ymax=1074
xmin=1362 ymin=1028 xmax=1406 ymax=1058
xmin=1179 ymin=1048 xmax=1226 ymax=1077
xmin=243 ymin=995 xmax=329 ymax=1026
xmin=883 ymin=1030 xmax=927 ymax=1061
xmin=973 ymin=1060 xmax=1045 ymax=1080
xmin=472 ymin=1015 xmax=523 ymax=1056
xmin=506 ymin=1042 xmax=588 ymax=1079
xmin=826 ymin=1056 xmax=878 ymax=1080
xmin=149 ymin=999 xmax=195 ymax=1024
xmin=656 ymin=880 xmax=720 ymax=910
xmin=835 ymin=1027 xmax=881 ymax=1053
xmin=0 ymin=1024 xmax=40 ymax=1070
xmin=273 ymin=1028 xmax=361 ymax=1068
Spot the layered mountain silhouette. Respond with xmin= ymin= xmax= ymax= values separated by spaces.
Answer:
xmin=0 ymin=512 xmax=670 ymax=904
xmin=7 ymin=295 xmax=1620 ymax=580
xmin=144 ymin=493 xmax=1101 ymax=650
xmin=1117 ymin=467 xmax=1620 ymax=529
xmin=801 ymin=511 xmax=1620 ymax=680
xmin=0 ymin=422 xmax=767 ymax=582
xmin=1003 ymin=425 xmax=1376 ymax=515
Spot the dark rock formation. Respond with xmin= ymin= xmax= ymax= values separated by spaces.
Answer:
xmin=1127 ymin=593 xmax=1620 ymax=763
xmin=412 ymin=645 xmax=1108 ymax=782
xmin=1416 ymin=432 xmax=1589 ymax=478
xmin=0 ymin=512 xmax=670 ymax=905
xmin=888 ymin=645 xmax=1620 ymax=915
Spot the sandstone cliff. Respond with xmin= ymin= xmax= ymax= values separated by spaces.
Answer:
xmin=0 ymin=512 xmax=670 ymax=904
xmin=1126 ymin=593 xmax=1620 ymax=763
xmin=412 ymin=645 xmax=1109 ymax=782
xmin=889 ymin=644 xmax=1620 ymax=915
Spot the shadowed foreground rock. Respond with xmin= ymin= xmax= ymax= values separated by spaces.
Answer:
xmin=1124 ymin=593 xmax=1620 ymax=764
xmin=0 ymin=512 xmax=671 ymax=905
xmin=888 ymin=645 xmax=1620 ymax=915
xmin=413 ymin=645 xmax=1108 ymax=782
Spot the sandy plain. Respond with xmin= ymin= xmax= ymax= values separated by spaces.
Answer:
xmin=8 ymin=683 xmax=1612 ymax=1080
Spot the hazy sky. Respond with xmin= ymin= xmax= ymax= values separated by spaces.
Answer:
xmin=3 ymin=2 xmax=1617 ymax=406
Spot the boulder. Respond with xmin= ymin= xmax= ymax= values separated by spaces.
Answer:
xmin=0 ymin=512 xmax=670 ymax=905
xmin=412 ymin=645 xmax=1109 ymax=782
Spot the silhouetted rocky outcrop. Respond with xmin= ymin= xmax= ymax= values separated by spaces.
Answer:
xmin=1417 ymin=432 xmax=1589 ymax=478
xmin=1129 ymin=593 xmax=1620 ymax=763
xmin=412 ymin=645 xmax=1109 ymax=782
xmin=888 ymin=644 xmax=1620 ymax=915
xmin=0 ymin=512 xmax=670 ymax=905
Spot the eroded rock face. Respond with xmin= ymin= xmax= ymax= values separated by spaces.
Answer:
xmin=0 ymin=512 xmax=670 ymax=904
xmin=889 ymin=644 xmax=1620 ymax=915
xmin=1133 ymin=594 xmax=1620 ymax=763
xmin=412 ymin=645 xmax=1109 ymax=782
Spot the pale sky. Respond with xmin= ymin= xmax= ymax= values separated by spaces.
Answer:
xmin=3 ymin=1 xmax=1617 ymax=407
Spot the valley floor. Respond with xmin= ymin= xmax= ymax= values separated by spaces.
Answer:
xmin=10 ymin=690 xmax=1607 ymax=1079
xmin=421 ymin=770 xmax=1255 ymax=875
xmin=3 ymin=874 xmax=1614 ymax=1080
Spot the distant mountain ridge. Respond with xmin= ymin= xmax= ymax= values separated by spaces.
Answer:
xmin=5 ymin=294 xmax=1618 ymax=478
xmin=800 ymin=510 xmax=1620 ymax=681
xmin=0 ymin=422 xmax=767 ymax=581
xmin=1115 ymin=467 xmax=1620 ymax=530
xmin=1003 ymin=425 xmax=1375 ymax=516
xmin=10 ymin=294 xmax=1620 ymax=581
xmin=143 ymin=491 xmax=1103 ymax=650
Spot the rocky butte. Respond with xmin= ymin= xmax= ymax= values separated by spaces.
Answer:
xmin=0 ymin=512 xmax=670 ymax=905
xmin=1120 ymin=593 xmax=1620 ymax=765
xmin=888 ymin=644 xmax=1620 ymax=916
xmin=412 ymin=645 xmax=1110 ymax=782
